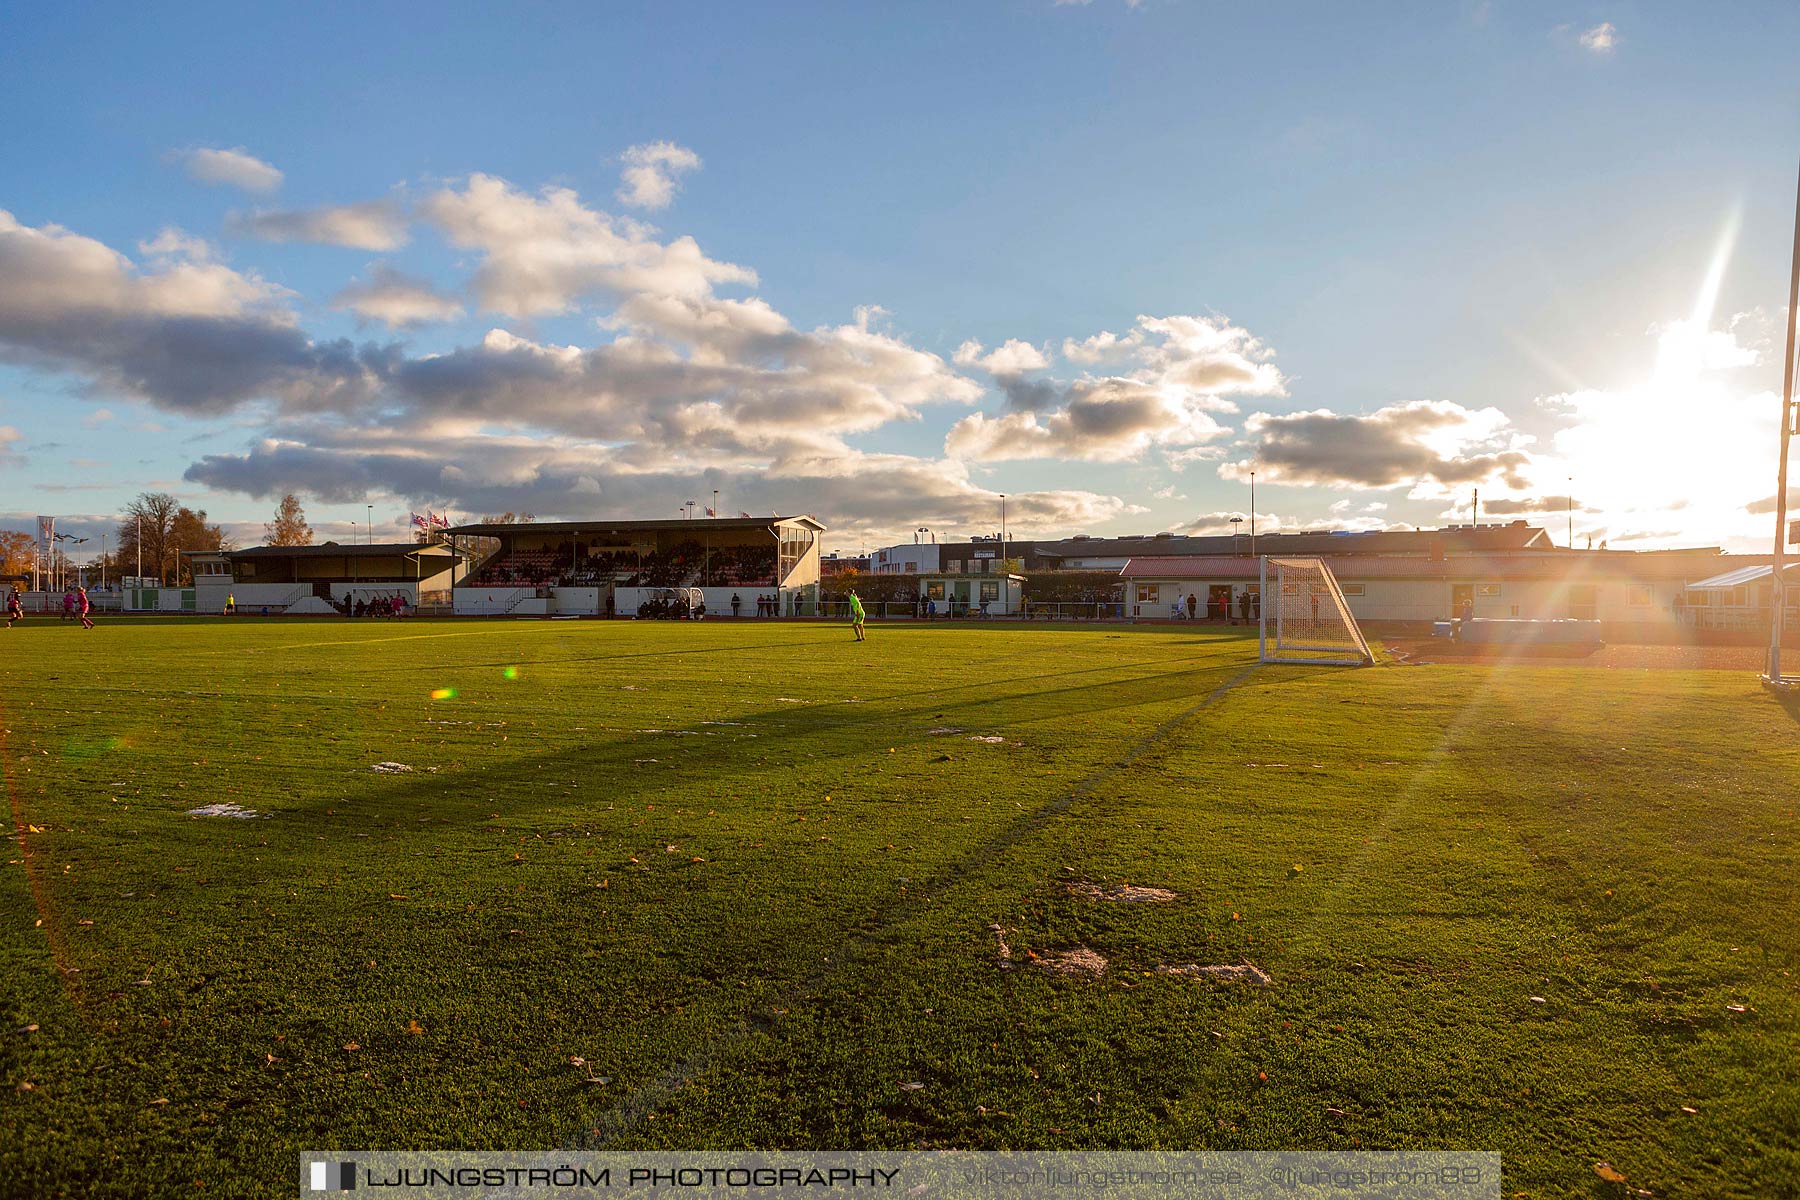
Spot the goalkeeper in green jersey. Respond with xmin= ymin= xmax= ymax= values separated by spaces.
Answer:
xmin=848 ymin=590 xmax=867 ymax=641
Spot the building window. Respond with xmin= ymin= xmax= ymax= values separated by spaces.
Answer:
xmin=927 ymin=582 xmax=945 ymax=600
xmin=1629 ymin=585 xmax=1652 ymax=606
xmin=1136 ymin=584 xmax=1159 ymax=603
xmin=980 ymin=581 xmax=999 ymax=602
xmin=1339 ymin=582 xmax=1365 ymax=596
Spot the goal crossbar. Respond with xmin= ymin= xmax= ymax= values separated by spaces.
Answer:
xmin=1258 ymin=557 xmax=1373 ymax=666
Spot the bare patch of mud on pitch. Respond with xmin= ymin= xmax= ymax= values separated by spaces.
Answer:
xmin=1036 ymin=947 xmax=1109 ymax=978
xmin=1066 ymin=882 xmax=1178 ymax=904
xmin=1157 ymin=962 xmax=1273 ymax=986
xmin=186 ymin=803 xmax=264 ymax=820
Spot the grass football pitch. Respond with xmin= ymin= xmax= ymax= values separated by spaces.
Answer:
xmin=2 ymin=617 xmax=1796 ymax=1197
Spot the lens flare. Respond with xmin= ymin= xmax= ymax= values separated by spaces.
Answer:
xmin=430 ymin=687 xmax=457 ymax=701
xmin=502 ymin=666 xmax=519 ymax=681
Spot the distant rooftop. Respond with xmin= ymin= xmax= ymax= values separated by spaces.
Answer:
xmin=1033 ymin=523 xmax=1558 ymax=558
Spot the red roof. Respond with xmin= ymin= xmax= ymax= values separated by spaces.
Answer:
xmin=1117 ymin=552 xmax=1747 ymax=583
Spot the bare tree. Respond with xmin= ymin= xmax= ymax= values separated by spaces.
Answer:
xmin=265 ymin=494 xmax=313 ymax=546
xmin=118 ymin=492 xmax=179 ymax=584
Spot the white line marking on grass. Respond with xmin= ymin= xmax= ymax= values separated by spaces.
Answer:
xmin=254 ymin=629 xmax=533 ymax=652
xmin=568 ymin=664 xmax=1255 ymax=1149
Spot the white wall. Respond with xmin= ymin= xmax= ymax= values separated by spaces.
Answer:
xmin=193 ymin=581 xmax=313 ymax=613
xmin=548 ymin=586 xmax=603 ymax=614
xmin=454 ymin=587 xmax=547 ymax=616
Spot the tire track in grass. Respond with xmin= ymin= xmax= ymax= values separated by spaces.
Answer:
xmin=0 ymin=693 xmax=88 ymax=1014
xmin=569 ymin=663 xmax=1258 ymax=1148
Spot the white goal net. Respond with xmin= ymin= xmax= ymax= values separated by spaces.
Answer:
xmin=1259 ymin=557 xmax=1373 ymax=666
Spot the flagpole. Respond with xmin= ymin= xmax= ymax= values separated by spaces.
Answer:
xmin=1769 ymin=153 xmax=1800 ymax=685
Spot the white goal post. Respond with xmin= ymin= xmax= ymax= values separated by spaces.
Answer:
xmin=1258 ymin=557 xmax=1373 ymax=666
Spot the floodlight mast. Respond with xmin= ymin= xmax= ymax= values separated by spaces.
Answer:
xmin=1768 ymin=155 xmax=1800 ymax=685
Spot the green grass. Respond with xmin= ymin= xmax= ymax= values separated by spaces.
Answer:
xmin=2 ymin=617 xmax=1796 ymax=1197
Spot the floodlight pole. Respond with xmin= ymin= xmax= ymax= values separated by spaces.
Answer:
xmin=1768 ymin=155 xmax=1800 ymax=684
xmin=1249 ymin=470 xmax=1257 ymax=555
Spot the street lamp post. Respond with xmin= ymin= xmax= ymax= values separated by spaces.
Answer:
xmin=999 ymin=494 xmax=1007 ymax=562
xmin=1230 ymin=515 xmax=1244 ymax=554
xmin=367 ymin=505 xmax=373 ymax=545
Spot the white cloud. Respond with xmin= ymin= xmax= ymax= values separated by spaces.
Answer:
xmin=0 ymin=208 xmax=385 ymax=416
xmin=173 ymin=147 xmax=284 ymax=193
xmin=950 ymin=312 xmax=1284 ymax=462
xmin=138 ymin=227 xmax=216 ymax=262
xmin=947 ymin=377 xmax=1231 ymax=463
xmin=1578 ymin=22 xmax=1617 ymax=53
xmin=0 ymin=425 xmax=22 ymax=465
xmin=231 ymin=201 xmax=409 ymax=251
xmin=332 ymin=264 xmax=465 ymax=328
xmin=81 ymin=408 xmax=115 ymax=429
xmin=616 ymin=141 xmax=703 ymax=210
xmin=1224 ymin=399 xmax=1532 ymax=490
xmin=1184 ymin=509 xmax=1279 ymax=535
xmin=420 ymin=173 xmax=755 ymax=316
xmin=953 ymin=338 xmax=1049 ymax=374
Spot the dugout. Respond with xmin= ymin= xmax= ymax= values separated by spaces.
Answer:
xmin=447 ymin=515 xmax=824 ymax=617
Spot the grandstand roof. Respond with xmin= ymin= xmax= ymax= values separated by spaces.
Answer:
xmin=446 ymin=515 xmax=825 ymax=536
xmin=225 ymin=542 xmax=460 ymax=559
xmin=1687 ymin=562 xmax=1800 ymax=590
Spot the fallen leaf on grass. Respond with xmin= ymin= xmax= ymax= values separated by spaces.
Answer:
xmin=899 ymin=1081 xmax=925 ymax=1091
xmin=16 ymin=1081 xmax=35 ymax=1093
xmin=388 ymin=894 xmax=409 ymax=900
xmin=1593 ymin=1162 xmax=1626 ymax=1183
xmin=342 ymin=1042 xmax=361 ymax=1052
xmin=1680 ymin=1106 xmax=1699 ymax=1115
xmin=403 ymin=1020 xmax=424 ymax=1035
xmin=150 ymin=1098 xmax=169 ymax=1105
xmin=1528 ymin=996 xmax=1546 ymax=1004
xmin=1726 ymin=1004 xmax=1747 ymax=1013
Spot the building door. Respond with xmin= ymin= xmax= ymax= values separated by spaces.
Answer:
xmin=953 ymin=581 xmax=971 ymax=615
xmin=1451 ymin=583 xmax=1475 ymax=618
xmin=1568 ymin=584 xmax=1598 ymax=621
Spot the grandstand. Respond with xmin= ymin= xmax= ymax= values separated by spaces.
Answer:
xmin=446 ymin=515 xmax=825 ymax=616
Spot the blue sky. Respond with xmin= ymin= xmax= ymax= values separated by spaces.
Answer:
xmin=3 ymin=1 xmax=1799 ymax=553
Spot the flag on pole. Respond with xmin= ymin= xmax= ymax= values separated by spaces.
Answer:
xmin=430 ymin=512 xmax=449 ymax=528
xmin=705 ymin=506 xmax=716 ymax=517
xmin=411 ymin=512 xmax=428 ymax=529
